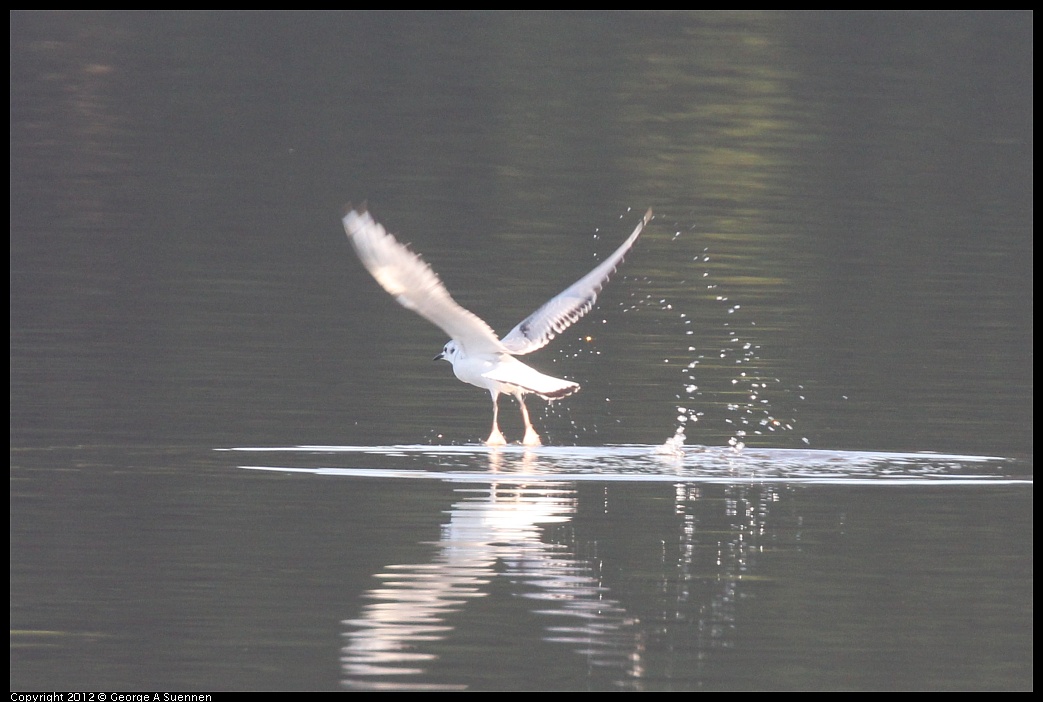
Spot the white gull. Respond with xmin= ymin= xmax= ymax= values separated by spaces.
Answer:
xmin=343 ymin=206 xmax=651 ymax=446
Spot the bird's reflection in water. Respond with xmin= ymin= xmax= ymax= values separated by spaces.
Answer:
xmin=340 ymin=449 xmax=645 ymax=690
xmin=339 ymin=449 xmax=793 ymax=690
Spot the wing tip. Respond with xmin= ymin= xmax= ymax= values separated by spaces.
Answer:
xmin=342 ymin=202 xmax=374 ymax=238
xmin=342 ymin=200 xmax=369 ymax=219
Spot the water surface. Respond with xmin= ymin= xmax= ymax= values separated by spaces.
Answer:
xmin=10 ymin=11 xmax=1033 ymax=691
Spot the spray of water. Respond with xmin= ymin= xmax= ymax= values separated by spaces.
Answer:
xmin=538 ymin=211 xmax=808 ymax=452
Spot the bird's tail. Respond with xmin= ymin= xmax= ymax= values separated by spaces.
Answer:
xmin=482 ymin=363 xmax=580 ymax=400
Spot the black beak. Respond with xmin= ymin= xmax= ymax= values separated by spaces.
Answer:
xmin=433 ymin=352 xmax=444 ymax=361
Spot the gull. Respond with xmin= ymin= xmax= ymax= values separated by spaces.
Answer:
xmin=343 ymin=205 xmax=652 ymax=446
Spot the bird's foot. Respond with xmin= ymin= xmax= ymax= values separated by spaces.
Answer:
xmin=522 ymin=428 xmax=542 ymax=447
xmin=485 ymin=428 xmax=508 ymax=446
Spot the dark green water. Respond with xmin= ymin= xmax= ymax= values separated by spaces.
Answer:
xmin=10 ymin=11 xmax=1032 ymax=691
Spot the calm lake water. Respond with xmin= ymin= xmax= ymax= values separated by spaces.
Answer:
xmin=10 ymin=11 xmax=1032 ymax=691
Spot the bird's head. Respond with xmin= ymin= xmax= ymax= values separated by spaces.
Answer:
xmin=433 ymin=340 xmax=461 ymax=363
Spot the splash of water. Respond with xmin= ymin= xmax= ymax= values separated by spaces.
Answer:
xmin=543 ymin=211 xmax=810 ymax=451
xmin=651 ymin=228 xmax=807 ymax=452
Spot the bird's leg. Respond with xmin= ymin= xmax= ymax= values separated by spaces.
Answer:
xmin=516 ymin=391 xmax=542 ymax=447
xmin=485 ymin=390 xmax=507 ymax=446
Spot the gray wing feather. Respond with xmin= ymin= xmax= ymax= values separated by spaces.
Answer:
xmin=501 ymin=208 xmax=651 ymax=355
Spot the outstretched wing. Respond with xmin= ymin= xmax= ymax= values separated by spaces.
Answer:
xmin=500 ymin=208 xmax=651 ymax=355
xmin=343 ymin=207 xmax=507 ymax=355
